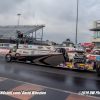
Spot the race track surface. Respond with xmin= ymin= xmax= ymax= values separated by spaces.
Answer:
xmin=0 ymin=53 xmax=100 ymax=100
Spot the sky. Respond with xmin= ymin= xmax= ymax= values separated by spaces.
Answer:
xmin=0 ymin=0 xmax=100 ymax=44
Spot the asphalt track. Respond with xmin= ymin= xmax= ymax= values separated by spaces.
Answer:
xmin=0 ymin=53 xmax=100 ymax=100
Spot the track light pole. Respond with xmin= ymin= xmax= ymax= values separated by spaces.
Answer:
xmin=75 ymin=0 xmax=79 ymax=44
xmin=17 ymin=13 xmax=21 ymax=26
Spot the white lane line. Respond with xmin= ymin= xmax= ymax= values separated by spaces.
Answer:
xmin=0 ymin=76 xmax=100 ymax=99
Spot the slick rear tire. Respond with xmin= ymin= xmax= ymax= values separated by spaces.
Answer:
xmin=5 ymin=54 xmax=12 ymax=62
xmin=96 ymin=62 xmax=100 ymax=76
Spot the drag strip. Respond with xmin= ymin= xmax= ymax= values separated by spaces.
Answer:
xmin=0 ymin=54 xmax=100 ymax=98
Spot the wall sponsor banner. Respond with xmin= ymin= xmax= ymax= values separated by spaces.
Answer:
xmin=18 ymin=45 xmax=23 ymax=48
xmin=38 ymin=46 xmax=43 ymax=49
xmin=28 ymin=45 xmax=54 ymax=51
xmin=80 ymin=43 xmax=92 ymax=46
xmin=4 ymin=44 xmax=9 ymax=47
xmin=15 ymin=45 xmax=54 ymax=51
xmin=30 ymin=46 xmax=32 ymax=48
xmin=9 ymin=44 xmax=25 ymax=48
xmin=0 ymin=49 xmax=10 ymax=54
xmin=44 ymin=46 xmax=54 ymax=51
xmin=45 ymin=47 xmax=51 ymax=49
xmin=23 ymin=45 xmax=28 ymax=48
xmin=29 ymin=45 xmax=37 ymax=49
xmin=89 ymin=45 xmax=94 ymax=49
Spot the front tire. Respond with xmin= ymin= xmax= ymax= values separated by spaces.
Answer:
xmin=5 ymin=54 xmax=12 ymax=62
